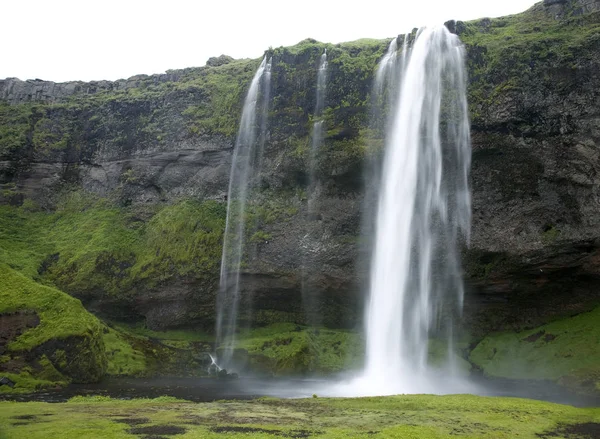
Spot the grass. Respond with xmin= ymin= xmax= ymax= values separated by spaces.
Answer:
xmin=0 ymin=265 xmax=103 ymax=351
xmin=225 ymin=323 xmax=364 ymax=375
xmin=0 ymin=195 xmax=226 ymax=299
xmin=102 ymin=327 xmax=147 ymax=376
xmin=0 ymin=394 xmax=598 ymax=438
xmin=0 ymin=264 xmax=107 ymax=390
xmin=470 ymin=307 xmax=600 ymax=393
xmin=460 ymin=4 xmax=600 ymax=125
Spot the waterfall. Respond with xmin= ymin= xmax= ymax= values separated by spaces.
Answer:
xmin=216 ymin=56 xmax=272 ymax=369
xmin=361 ymin=26 xmax=471 ymax=395
xmin=301 ymin=50 xmax=328 ymax=327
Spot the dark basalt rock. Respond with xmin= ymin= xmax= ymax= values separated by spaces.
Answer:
xmin=0 ymin=4 xmax=599 ymax=339
xmin=0 ymin=311 xmax=40 ymax=355
xmin=0 ymin=376 xmax=16 ymax=388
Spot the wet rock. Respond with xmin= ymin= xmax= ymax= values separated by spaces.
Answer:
xmin=217 ymin=369 xmax=239 ymax=380
xmin=0 ymin=376 xmax=15 ymax=387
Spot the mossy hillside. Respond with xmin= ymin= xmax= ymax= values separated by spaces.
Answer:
xmin=222 ymin=323 xmax=364 ymax=376
xmin=0 ymin=7 xmax=598 ymax=187
xmin=0 ymin=265 xmax=107 ymax=389
xmin=102 ymin=327 xmax=147 ymax=377
xmin=0 ymin=394 xmax=599 ymax=439
xmin=0 ymin=195 xmax=226 ymax=383
xmin=0 ymin=60 xmax=259 ymax=164
xmin=0 ymin=195 xmax=226 ymax=303
xmin=102 ymin=323 xmax=215 ymax=378
xmin=460 ymin=4 xmax=600 ymax=130
xmin=470 ymin=307 xmax=600 ymax=394
xmin=0 ymin=103 xmax=35 ymax=158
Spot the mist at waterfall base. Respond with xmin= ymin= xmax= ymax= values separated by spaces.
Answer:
xmin=216 ymin=26 xmax=475 ymax=397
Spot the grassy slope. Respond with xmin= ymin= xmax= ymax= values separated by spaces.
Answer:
xmin=0 ymin=196 xmax=226 ymax=387
xmin=470 ymin=307 xmax=600 ymax=393
xmin=0 ymin=395 xmax=598 ymax=439
xmin=0 ymin=194 xmax=225 ymax=298
xmin=0 ymin=265 xmax=106 ymax=392
xmin=0 ymin=265 xmax=101 ymax=351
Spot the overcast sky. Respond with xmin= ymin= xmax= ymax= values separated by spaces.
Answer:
xmin=2 ymin=0 xmax=538 ymax=83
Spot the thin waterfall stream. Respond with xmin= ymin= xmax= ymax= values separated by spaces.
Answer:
xmin=301 ymin=50 xmax=328 ymax=327
xmin=216 ymin=56 xmax=272 ymax=369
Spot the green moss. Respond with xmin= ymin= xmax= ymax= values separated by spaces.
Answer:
xmin=37 ymin=355 xmax=67 ymax=383
xmin=542 ymin=225 xmax=561 ymax=243
xmin=0 ymin=263 xmax=107 ymax=387
xmin=0 ymin=265 xmax=104 ymax=351
xmin=32 ymin=116 xmax=70 ymax=150
xmin=0 ymin=371 xmax=64 ymax=394
xmin=0 ymin=194 xmax=226 ymax=299
xmin=225 ymin=323 xmax=363 ymax=376
xmin=460 ymin=6 xmax=600 ymax=127
xmin=111 ymin=322 xmax=212 ymax=342
xmin=0 ymin=103 xmax=34 ymax=157
xmin=102 ymin=327 xmax=147 ymax=376
xmin=470 ymin=307 xmax=600 ymax=393
xmin=0 ymin=394 xmax=599 ymax=438
xmin=249 ymin=230 xmax=272 ymax=243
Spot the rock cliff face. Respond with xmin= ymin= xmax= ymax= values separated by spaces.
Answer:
xmin=1 ymin=1 xmax=599 ymax=336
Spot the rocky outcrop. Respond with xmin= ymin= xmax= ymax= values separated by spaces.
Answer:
xmin=0 ymin=67 xmax=208 ymax=105
xmin=543 ymin=0 xmax=600 ymax=16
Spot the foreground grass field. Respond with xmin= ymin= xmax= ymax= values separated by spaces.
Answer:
xmin=0 ymin=395 xmax=599 ymax=439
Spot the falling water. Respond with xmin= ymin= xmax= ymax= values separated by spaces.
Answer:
xmin=216 ymin=56 xmax=272 ymax=368
xmin=361 ymin=26 xmax=471 ymax=395
xmin=301 ymin=50 xmax=329 ymax=326
xmin=374 ymin=37 xmax=398 ymax=102
xmin=360 ymin=35 xmax=410 ymax=314
xmin=310 ymin=50 xmax=329 ymax=163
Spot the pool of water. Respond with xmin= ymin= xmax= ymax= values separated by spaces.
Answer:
xmin=1 ymin=376 xmax=599 ymax=407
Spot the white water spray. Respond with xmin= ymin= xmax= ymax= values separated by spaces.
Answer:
xmin=358 ymin=26 xmax=471 ymax=395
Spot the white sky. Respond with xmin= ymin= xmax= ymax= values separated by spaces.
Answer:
xmin=2 ymin=0 xmax=538 ymax=83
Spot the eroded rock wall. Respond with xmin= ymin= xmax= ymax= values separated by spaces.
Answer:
xmin=1 ymin=2 xmax=599 ymax=336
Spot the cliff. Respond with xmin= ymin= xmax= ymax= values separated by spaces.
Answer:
xmin=1 ymin=0 xmax=599 ymax=341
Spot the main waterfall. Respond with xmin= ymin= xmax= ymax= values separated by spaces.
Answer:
xmin=360 ymin=26 xmax=471 ymax=395
xmin=216 ymin=57 xmax=272 ymax=368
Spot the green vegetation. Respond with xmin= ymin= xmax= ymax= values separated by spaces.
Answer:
xmin=470 ymin=307 xmax=600 ymax=394
xmin=181 ymin=59 xmax=258 ymax=137
xmin=0 ymin=103 xmax=34 ymax=156
xmin=0 ymin=394 xmax=599 ymax=438
xmin=0 ymin=194 xmax=226 ymax=298
xmin=102 ymin=327 xmax=147 ymax=376
xmin=0 ymin=266 xmax=102 ymax=351
xmin=0 ymin=194 xmax=226 ymax=388
xmin=460 ymin=4 xmax=600 ymax=127
xmin=0 ymin=265 xmax=107 ymax=390
xmin=224 ymin=323 xmax=363 ymax=376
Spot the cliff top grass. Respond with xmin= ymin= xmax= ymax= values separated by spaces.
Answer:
xmin=0 ymin=264 xmax=102 ymax=352
xmin=0 ymin=394 xmax=598 ymax=438
xmin=470 ymin=307 xmax=600 ymax=390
